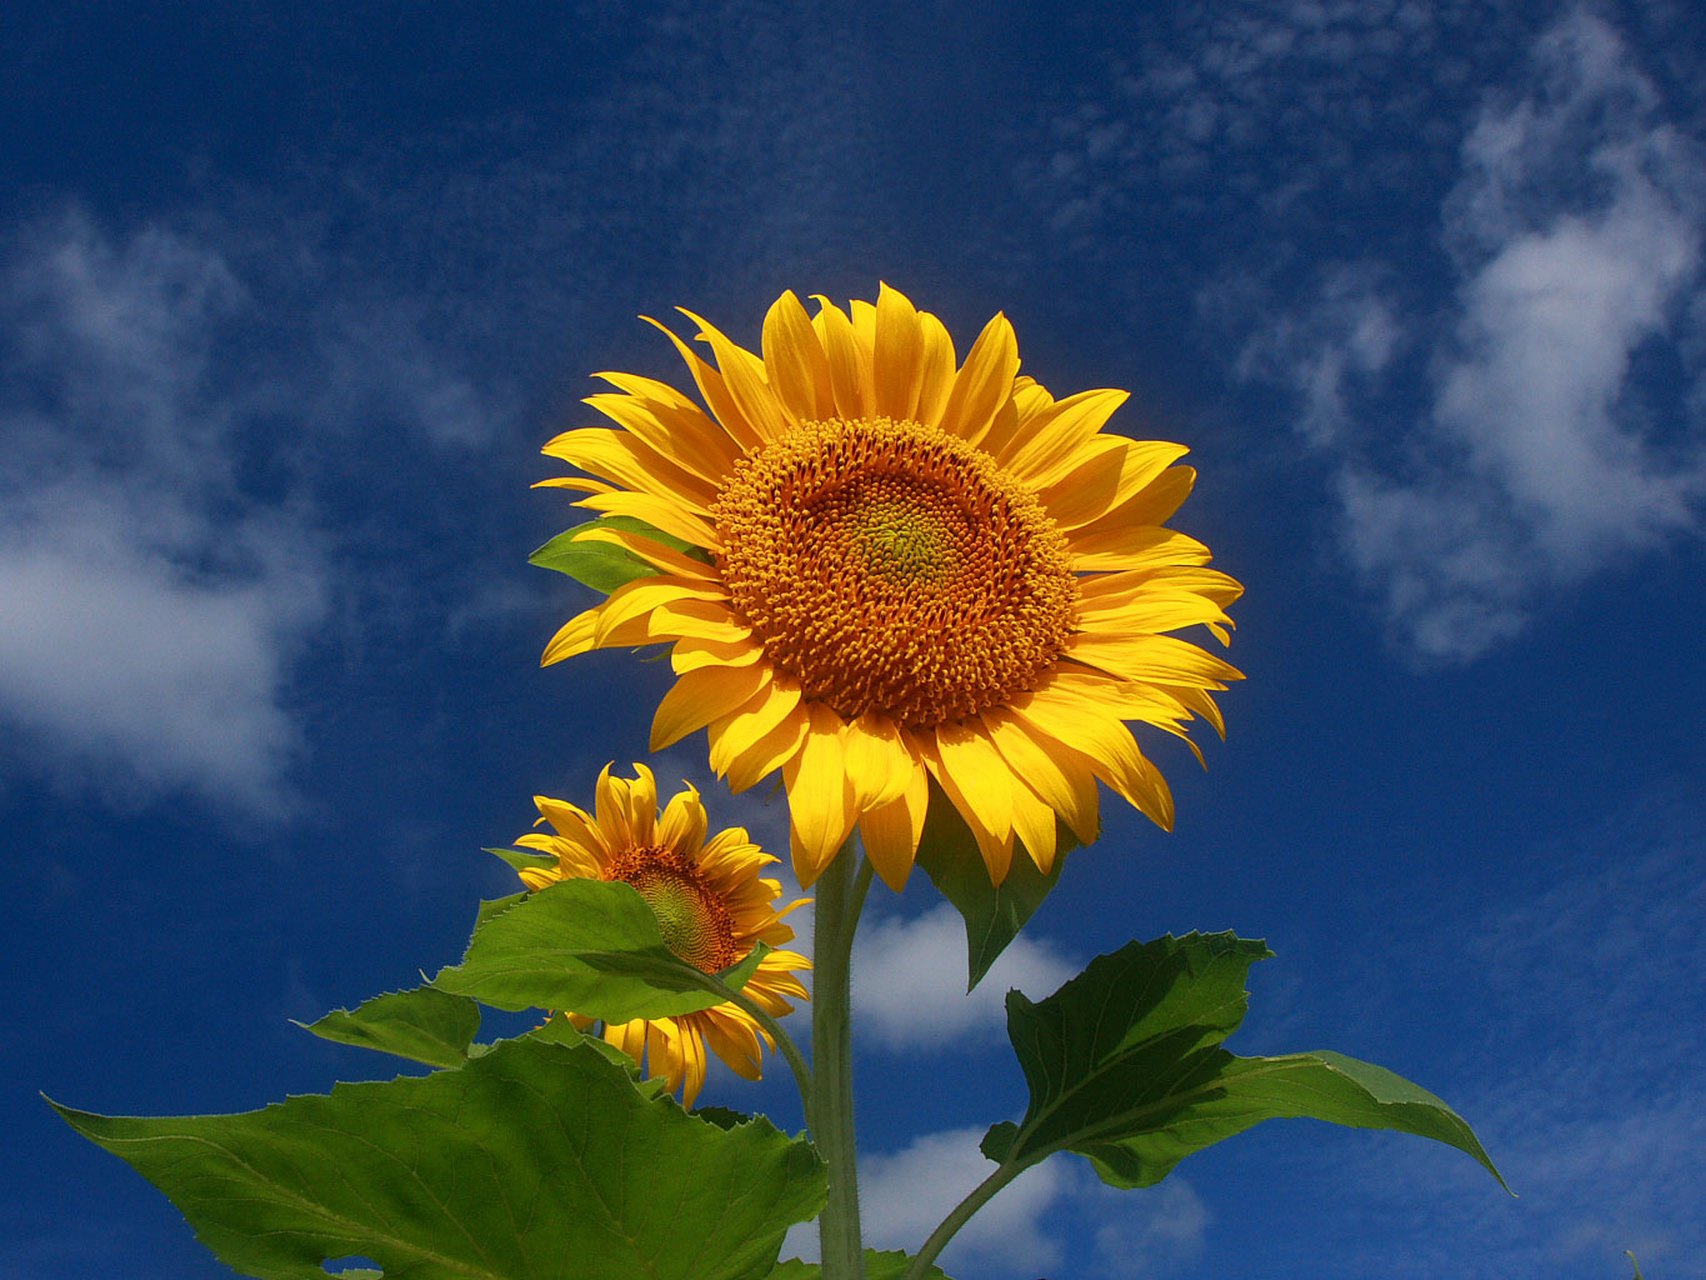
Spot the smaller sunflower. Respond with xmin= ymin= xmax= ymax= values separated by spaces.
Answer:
xmin=513 ymin=763 xmax=810 ymax=1106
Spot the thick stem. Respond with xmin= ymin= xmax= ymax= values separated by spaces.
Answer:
xmin=813 ymin=844 xmax=870 ymax=1279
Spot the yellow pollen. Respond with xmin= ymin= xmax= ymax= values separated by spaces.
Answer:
xmin=606 ymin=845 xmax=740 ymax=973
xmin=712 ymin=416 xmax=1078 ymax=726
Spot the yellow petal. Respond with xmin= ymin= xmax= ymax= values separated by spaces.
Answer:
xmin=1001 ymin=387 xmax=1128 ymax=483
xmin=708 ymin=673 xmax=803 ymax=774
xmin=982 ymin=708 xmax=1100 ymax=845
xmin=700 ymin=1009 xmax=765 ymax=1080
xmin=532 ymin=475 xmax=615 ymax=494
xmin=841 ymin=710 xmax=914 ymax=809
xmin=595 ymin=577 xmax=727 ymax=646
xmin=592 ymin=763 xmax=633 ymax=848
xmin=939 ymin=311 xmax=1019 ymax=446
xmin=871 ymin=282 xmax=925 ymax=422
xmin=1073 ymin=464 xmax=1198 ymax=536
xmin=541 ymin=605 xmax=599 ymax=665
xmin=625 ymin=762 xmax=659 ymax=845
xmin=651 ymin=662 xmax=772 ymax=751
xmin=670 ymin=1018 xmax=710 ymax=1108
xmin=532 ymin=795 xmax=601 ymax=852
xmin=1075 ymin=584 xmax=1238 ymax=637
xmin=1069 ymin=526 xmax=1211 ymax=573
xmin=543 ymin=426 xmax=717 ymax=511
xmin=679 ymin=308 xmax=791 ymax=443
xmin=1014 ymin=691 xmax=1175 ymax=830
xmin=913 ymin=310 xmax=958 ymax=427
xmin=811 ymin=296 xmax=873 ymax=419
xmin=670 ymin=633 xmax=765 ymax=675
xmin=849 ymin=298 xmax=877 ymax=347
xmin=1036 ymin=439 xmax=1191 ymax=528
xmin=931 ymin=721 xmax=1013 ymax=848
xmin=761 ymin=290 xmax=834 ymax=422
xmin=574 ymin=489 xmax=720 ymax=551
xmin=642 ymin=315 xmax=766 ymax=452
xmin=605 ymin=1017 xmax=649 ymax=1069
xmin=1065 ymin=632 xmax=1242 ymax=690
xmin=647 ymin=596 xmax=752 ymax=645
xmin=658 ymin=783 xmax=710 ymax=857
xmin=783 ymin=702 xmax=856 ymax=886
xmin=722 ymin=700 xmax=811 ymax=793
xmin=1008 ymin=779 xmax=1059 ymax=875
xmin=583 ymin=389 xmax=742 ymax=485
xmin=574 ymin=526 xmax=720 ymax=581
xmin=857 ymin=762 xmax=928 ymax=891
xmin=923 ymin=729 xmax=1015 ymax=884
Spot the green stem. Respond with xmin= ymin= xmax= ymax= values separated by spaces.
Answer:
xmin=900 ymin=1160 xmax=1023 ymax=1280
xmin=813 ymin=843 xmax=871 ymax=1279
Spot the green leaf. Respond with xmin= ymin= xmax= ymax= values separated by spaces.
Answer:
xmin=297 ymin=986 xmax=480 ymax=1069
xmin=483 ymin=845 xmax=559 ymax=875
xmin=475 ymin=891 xmax=526 ymax=928
xmin=53 ymin=1030 xmax=824 ymax=1280
xmin=434 ymin=878 xmax=768 ymax=1022
xmin=913 ymin=779 xmax=1072 ymax=990
xmin=767 ymin=1250 xmax=953 ymax=1279
xmin=985 ymin=932 xmax=1509 ymax=1192
xmin=530 ymin=515 xmax=711 ymax=595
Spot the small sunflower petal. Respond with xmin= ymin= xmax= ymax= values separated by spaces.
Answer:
xmin=939 ymin=311 xmax=1020 ymax=446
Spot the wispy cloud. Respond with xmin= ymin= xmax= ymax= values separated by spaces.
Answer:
xmin=853 ymin=904 xmax=1077 ymax=1051
xmin=0 ymin=212 xmax=325 ymax=815
xmin=1022 ymin=0 xmax=1527 ymax=266
xmin=1312 ymin=790 xmax=1706 ymax=1279
xmin=1236 ymin=10 xmax=1705 ymax=661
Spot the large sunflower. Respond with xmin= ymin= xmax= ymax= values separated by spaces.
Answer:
xmin=540 ymin=286 xmax=1242 ymax=889
xmin=513 ymin=764 xmax=810 ymax=1107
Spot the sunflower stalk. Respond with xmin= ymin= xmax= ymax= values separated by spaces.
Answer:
xmin=812 ymin=844 xmax=874 ymax=1279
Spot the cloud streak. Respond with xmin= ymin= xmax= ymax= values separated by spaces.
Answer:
xmin=1241 ymin=10 xmax=1705 ymax=661
xmin=0 ymin=212 xmax=325 ymax=814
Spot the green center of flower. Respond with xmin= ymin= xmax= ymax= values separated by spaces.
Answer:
xmin=711 ymin=416 xmax=1078 ymax=726
xmin=606 ymin=846 xmax=739 ymax=973
xmin=850 ymin=485 xmax=959 ymax=585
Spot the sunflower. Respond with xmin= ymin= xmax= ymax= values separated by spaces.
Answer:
xmin=513 ymin=764 xmax=810 ymax=1107
xmin=539 ymin=286 xmax=1242 ymax=890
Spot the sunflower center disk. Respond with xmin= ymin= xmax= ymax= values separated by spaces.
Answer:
xmin=713 ymin=416 xmax=1078 ymax=726
xmin=608 ymin=847 xmax=740 ymax=973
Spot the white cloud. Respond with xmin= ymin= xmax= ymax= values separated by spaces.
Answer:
xmin=859 ymin=1127 xmax=1069 ymax=1277
xmin=0 ymin=212 xmax=326 ymax=814
xmin=853 ymin=904 xmax=1077 ymax=1051
xmin=1239 ymin=9 xmax=1705 ymax=661
xmin=782 ymin=1127 xmax=1210 ymax=1279
xmin=779 ymin=1127 xmax=1065 ymax=1277
xmin=1433 ymin=13 xmax=1701 ymax=563
xmin=0 ymin=502 xmax=320 ymax=816
xmin=1083 ymin=1177 xmax=1210 ymax=1279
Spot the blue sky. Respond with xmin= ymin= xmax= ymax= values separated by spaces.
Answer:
xmin=3 ymin=3 xmax=1703 ymax=1277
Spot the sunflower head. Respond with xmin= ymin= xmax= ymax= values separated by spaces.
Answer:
xmin=516 ymin=764 xmax=810 ymax=1105
xmin=538 ymin=287 xmax=1243 ymax=892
